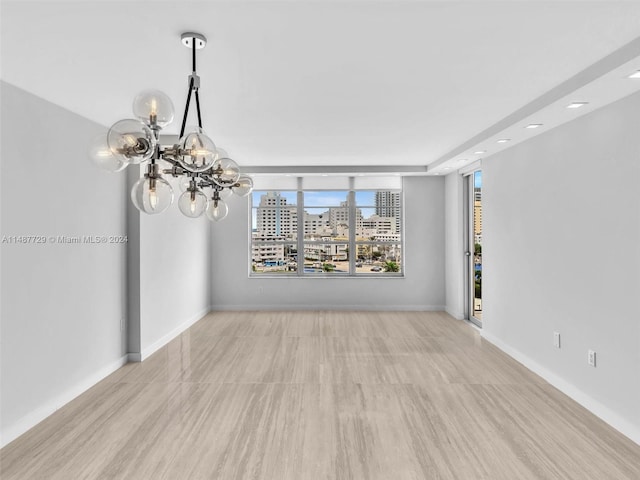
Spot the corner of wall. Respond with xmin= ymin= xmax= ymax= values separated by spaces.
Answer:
xmin=140 ymin=306 xmax=210 ymax=360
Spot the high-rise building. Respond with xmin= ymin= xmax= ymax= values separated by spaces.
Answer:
xmin=375 ymin=191 xmax=401 ymax=233
xmin=256 ymin=192 xmax=297 ymax=238
xmin=303 ymin=211 xmax=330 ymax=236
xmin=329 ymin=201 xmax=362 ymax=234
xmin=361 ymin=215 xmax=397 ymax=234
xmin=474 ymin=187 xmax=482 ymax=244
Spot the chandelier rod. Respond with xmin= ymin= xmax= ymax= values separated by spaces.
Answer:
xmin=179 ymin=36 xmax=204 ymax=138
xmin=179 ymin=77 xmax=195 ymax=138
xmin=192 ymin=35 xmax=197 ymax=72
xmin=195 ymin=89 xmax=203 ymax=129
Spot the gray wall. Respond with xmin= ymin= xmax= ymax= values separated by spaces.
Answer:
xmin=138 ymin=201 xmax=212 ymax=358
xmin=0 ymin=83 xmax=213 ymax=446
xmin=1 ymin=83 xmax=128 ymax=446
xmin=211 ymin=176 xmax=445 ymax=310
xmin=444 ymin=172 xmax=465 ymax=319
xmin=481 ymin=91 xmax=640 ymax=443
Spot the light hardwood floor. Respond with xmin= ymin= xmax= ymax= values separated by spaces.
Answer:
xmin=2 ymin=311 xmax=639 ymax=479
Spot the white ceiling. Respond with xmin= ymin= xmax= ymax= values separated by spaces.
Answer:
xmin=3 ymin=1 xmax=640 ymax=173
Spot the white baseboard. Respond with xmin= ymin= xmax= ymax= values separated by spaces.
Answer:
xmin=127 ymin=352 xmax=142 ymax=363
xmin=1 ymin=308 xmax=212 ymax=447
xmin=140 ymin=306 xmax=210 ymax=361
xmin=209 ymin=304 xmax=445 ymax=312
xmin=482 ymin=331 xmax=640 ymax=446
xmin=0 ymin=354 xmax=129 ymax=449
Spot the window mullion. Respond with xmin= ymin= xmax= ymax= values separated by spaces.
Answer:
xmin=296 ymin=178 xmax=304 ymax=276
xmin=348 ymin=178 xmax=356 ymax=276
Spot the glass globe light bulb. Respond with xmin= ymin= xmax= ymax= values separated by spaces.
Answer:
xmin=131 ymin=176 xmax=174 ymax=214
xmin=206 ymin=197 xmax=229 ymax=222
xmin=178 ymin=176 xmax=197 ymax=192
xmin=211 ymin=157 xmax=241 ymax=187
xmin=232 ymin=175 xmax=254 ymax=197
xmin=178 ymin=188 xmax=208 ymax=218
xmin=132 ymin=90 xmax=174 ymax=128
xmin=107 ymin=119 xmax=156 ymax=164
xmin=178 ymin=130 xmax=217 ymax=172
xmin=89 ymin=134 xmax=129 ymax=172
xmin=214 ymin=147 xmax=228 ymax=161
xmin=149 ymin=189 xmax=159 ymax=210
xmin=218 ymin=187 xmax=233 ymax=199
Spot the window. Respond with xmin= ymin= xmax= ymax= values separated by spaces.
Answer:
xmin=251 ymin=191 xmax=298 ymax=274
xmin=250 ymin=179 xmax=403 ymax=277
xmin=466 ymin=170 xmax=482 ymax=325
xmin=355 ymin=191 xmax=402 ymax=275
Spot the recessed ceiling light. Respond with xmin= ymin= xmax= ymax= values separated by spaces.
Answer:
xmin=567 ymin=102 xmax=588 ymax=109
xmin=525 ymin=123 xmax=543 ymax=129
xmin=474 ymin=150 xmax=486 ymax=155
xmin=443 ymin=167 xmax=452 ymax=170
xmin=627 ymin=70 xmax=640 ymax=79
xmin=457 ymin=158 xmax=468 ymax=163
xmin=434 ymin=173 xmax=440 ymax=176
xmin=496 ymin=139 xmax=510 ymax=143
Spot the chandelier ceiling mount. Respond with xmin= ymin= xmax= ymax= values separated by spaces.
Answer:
xmin=181 ymin=32 xmax=207 ymax=49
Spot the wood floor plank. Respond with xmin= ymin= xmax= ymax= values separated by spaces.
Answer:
xmin=2 ymin=311 xmax=639 ymax=479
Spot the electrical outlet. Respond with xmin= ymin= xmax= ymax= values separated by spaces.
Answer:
xmin=258 ymin=286 xmax=263 ymax=295
xmin=120 ymin=318 xmax=125 ymax=332
xmin=553 ymin=332 xmax=561 ymax=348
xmin=588 ymin=350 xmax=596 ymax=367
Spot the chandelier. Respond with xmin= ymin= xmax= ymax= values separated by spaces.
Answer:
xmin=89 ymin=32 xmax=253 ymax=221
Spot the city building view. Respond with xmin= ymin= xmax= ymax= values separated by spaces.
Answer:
xmin=251 ymin=190 xmax=402 ymax=275
xmin=473 ymin=171 xmax=482 ymax=319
